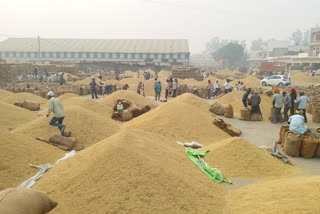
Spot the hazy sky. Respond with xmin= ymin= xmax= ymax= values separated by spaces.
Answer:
xmin=0 ymin=0 xmax=319 ymax=53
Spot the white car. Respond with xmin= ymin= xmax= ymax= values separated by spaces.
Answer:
xmin=261 ymin=75 xmax=291 ymax=86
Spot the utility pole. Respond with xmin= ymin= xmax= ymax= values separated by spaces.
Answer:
xmin=37 ymin=36 xmax=41 ymax=64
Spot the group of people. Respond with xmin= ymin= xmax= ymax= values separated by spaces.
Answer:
xmin=206 ymin=79 xmax=246 ymax=99
xmin=242 ymin=88 xmax=263 ymax=118
xmin=272 ymin=88 xmax=310 ymax=124
xmin=151 ymin=77 xmax=178 ymax=101
xmin=241 ymin=87 xmax=310 ymax=125
xmin=143 ymin=72 xmax=151 ymax=80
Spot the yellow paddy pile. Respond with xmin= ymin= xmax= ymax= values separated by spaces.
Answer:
xmin=34 ymin=129 xmax=226 ymax=214
xmin=57 ymin=93 xmax=80 ymax=101
xmin=215 ymin=90 xmax=244 ymax=104
xmin=291 ymin=72 xmax=320 ymax=84
xmin=225 ymin=176 xmax=320 ymax=214
xmin=201 ymin=137 xmax=301 ymax=179
xmin=237 ymin=75 xmax=262 ymax=88
xmin=215 ymin=90 xmax=273 ymax=120
xmin=99 ymin=90 xmax=152 ymax=107
xmin=123 ymin=93 xmax=230 ymax=146
xmin=0 ymin=101 xmax=38 ymax=131
xmin=0 ymin=92 xmax=47 ymax=105
xmin=0 ymin=89 xmax=12 ymax=99
xmin=0 ymin=130 xmax=64 ymax=191
xmin=14 ymin=97 xmax=120 ymax=147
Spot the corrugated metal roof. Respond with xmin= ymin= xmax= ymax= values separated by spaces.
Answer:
xmin=0 ymin=38 xmax=189 ymax=53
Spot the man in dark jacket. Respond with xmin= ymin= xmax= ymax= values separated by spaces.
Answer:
xmin=249 ymin=91 xmax=262 ymax=118
xmin=290 ymin=88 xmax=297 ymax=116
xmin=89 ymin=78 xmax=98 ymax=99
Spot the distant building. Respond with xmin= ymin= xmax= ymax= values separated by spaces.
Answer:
xmin=0 ymin=38 xmax=190 ymax=65
xmin=263 ymin=40 xmax=290 ymax=58
xmin=190 ymin=54 xmax=215 ymax=67
xmin=309 ymin=27 xmax=320 ymax=56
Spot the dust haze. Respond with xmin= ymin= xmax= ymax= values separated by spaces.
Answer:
xmin=0 ymin=0 xmax=319 ymax=53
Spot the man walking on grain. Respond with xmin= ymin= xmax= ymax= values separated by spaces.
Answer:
xmin=47 ymin=91 xmax=66 ymax=136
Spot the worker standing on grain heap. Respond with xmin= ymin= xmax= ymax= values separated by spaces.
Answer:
xmin=46 ymin=91 xmax=66 ymax=136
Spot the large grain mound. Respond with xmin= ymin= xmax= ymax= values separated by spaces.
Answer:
xmin=0 ymin=130 xmax=64 ymax=191
xmin=57 ymin=93 xmax=80 ymax=101
xmin=14 ymin=104 xmax=120 ymax=147
xmin=123 ymin=93 xmax=230 ymax=146
xmin=215 ymin=90 xmax=244 ymax=104
xmin=99 ymin=90 xmax=152 ymax=107
xmin=0 ymin=89 xmax=12 ymax=99
xmin=291 ymin=72 xmax=320 ymax=84
xmin=224 ymin=176 xmax=320 ymax=214
xmin=34 ymin=129 xmax=226 ymax=214
xmin=0 ymin=101 xmax=38 ymax=131
xmin=237 ymin=75 xmax=262 ymax=88
xmin=63 ymin=96 xmax=114 ymax=115
xmin=201 ymin=137 xmax=301 ymax=179
xmin=0 ymin=92 xmax=47 ymax=105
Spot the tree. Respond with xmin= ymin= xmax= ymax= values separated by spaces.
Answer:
xmin=213 ymin=43 xmax=247 ymax=68
xmin=205 ymin=37 xmax=229 ymax=55
xmin=291 ymin=29 xmax=303 ymax=45
xmin=303 ymin=30 xmax=310 ymax=46
xmin=251 ymin=38 xmax=263 ymax=51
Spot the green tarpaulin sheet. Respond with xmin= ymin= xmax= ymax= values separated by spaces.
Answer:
xmin=185 ymin=147 xmax=232 ymax=184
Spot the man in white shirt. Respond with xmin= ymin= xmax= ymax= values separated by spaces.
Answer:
xmin=214 ymin=80 xmax=220 ymax=97
xmin=224 ymin=80 xmax=232 ymax=94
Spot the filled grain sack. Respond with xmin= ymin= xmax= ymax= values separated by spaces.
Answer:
xmin=250 ymin=113 xmax=263 ymax=121
xmin=300 ymin=137 xmax=318 ymax=159
xmin=127 ymin=105 xmax=142 ymax=117
xmin=209 ymin=102 xmax=224 ymax=115
xmin=23 ymin=100 xmax=40 ymax=111
xmin=240 ymin=107 xmax=251 ymax=121
xmin=314 ymin=143 xmax=320 ymax=158
xmin=264 ymin=90 xmax=273 ymax=96
xmin=48 ymin=134 xmax=76 ymax=150
xmin=112 ymin=110 xmax=133 ymax=122
xmin=277 ymin=126 xmax=289 ymax=146
xmin=306 ymin=103 xmax=312 ymax=113
xmin=284 ymin=132 xmax=302 ymax=157
xmin=140 ymin=105 xmax=151 ymax=114
xmin=312 ymin=107 xmax=320 ymax=123
xmin=14 ymin=102 xmax=24 ymax=108
xmin=0 ymin=188 xmax=58 ymax=214
xmin=224 ymin=104 xmax=234 ymax=118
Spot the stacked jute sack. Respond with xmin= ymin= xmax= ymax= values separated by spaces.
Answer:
xmin=239 ymin=107 xmax=263 ymax=121
xmin=111 ymin=99 xmax=151 ymax=122
xmin=172 ymin=67 xmax=203 ymax=81
xmin=277 ymin=126 xmax=320 ymax=159
xmin=209 ymin=102 xmax=234 ymax=118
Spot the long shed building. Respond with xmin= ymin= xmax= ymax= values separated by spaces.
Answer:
xmin=0 ymin=38 xmax=190 ymax=65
